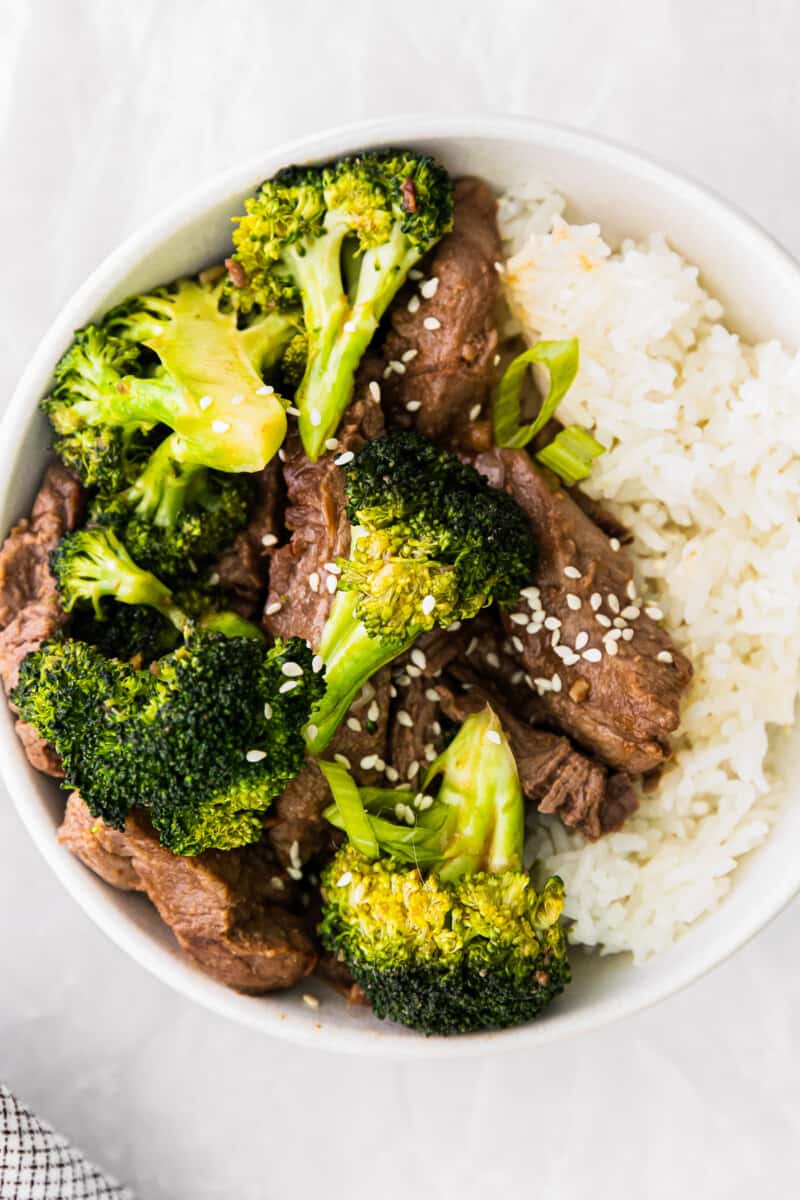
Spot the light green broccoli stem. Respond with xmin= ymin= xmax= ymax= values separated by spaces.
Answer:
xmin=305 ymin=587 xmax=408 ymax=753
xmin=123 ymin=434 xmax=206 ymax=526
xmin=296 ymin=223 xmax=422 ymax=459
xmin=424 ymin=707 xmax=525 ymax=884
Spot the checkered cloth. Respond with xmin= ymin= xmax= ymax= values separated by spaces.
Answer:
xmin=0 ymin=1086 xmax=134 ymax=1199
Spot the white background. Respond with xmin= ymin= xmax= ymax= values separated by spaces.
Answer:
xmin=2 ymin=2 xmax=799 ymax=1196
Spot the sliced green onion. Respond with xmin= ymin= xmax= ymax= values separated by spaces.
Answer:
xmin=492 ymin=338 xmax=579 ymax=449
xmin=536 ymin=424 xmax=606 ymax=486
xmin=319 ymin=760 xmax=379 ymax=860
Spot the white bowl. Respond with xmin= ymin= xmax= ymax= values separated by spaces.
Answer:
xmin=3 ymin=115 xmax=799 ymax=1058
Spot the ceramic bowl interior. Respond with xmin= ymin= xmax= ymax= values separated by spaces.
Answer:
xmin=3 ymin=116 xmax=799 ymax=1057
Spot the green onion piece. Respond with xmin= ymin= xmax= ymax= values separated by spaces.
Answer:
xmin=492 ymin=338 xmax=579 ymax=449
xmin=536 ymin=424 xmax=606 ymax=486
xmin=319 ymin=760 xmax=379 ymax=860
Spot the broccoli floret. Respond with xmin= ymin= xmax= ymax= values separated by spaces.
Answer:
xmin=319 ymin=707 xmax=569 ymax=1035
xmin=44 ymin=275 xmax=295 ymax=479
xmin=68 ymin=580 xmax=220 ymax=664
xmin=13 ymin=632 xmax=324 ymax=855
xmin=306 ymin=432 xmax=537 ymax=751
xmin=231 ymin=151 xmax=454 ymax=459
xmin=50 ymin=527 xmax=261 ymax=642
xmin=90 ymin=433 xmax=253 ymax=581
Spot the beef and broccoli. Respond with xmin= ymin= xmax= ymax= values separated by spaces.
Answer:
xmin=0 ymin=151 xmax=692 ymax=1036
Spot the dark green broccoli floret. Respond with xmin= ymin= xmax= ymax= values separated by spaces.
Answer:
xmin=231 ymin=150 xmax=454 ymax=459
xmin=306 ymin=432 xmax=537 ymax=751
xmin=50 ymin=527 xmax=261 ymax=642
xmin=319 ymin=707 xmax=569 ymax=1035
xmin=13 ymin=631 xmax=324 ymax=855
xmin=43 ymin=275 xmax=295 ymax=481
xmin=89 ymin=433 xmax=253 ymax=581
xmin=68 ymin=580 xmax=220 ymax=664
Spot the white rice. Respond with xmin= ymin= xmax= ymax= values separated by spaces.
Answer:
xmin=500 ymin=185 xmax=800 ymax=961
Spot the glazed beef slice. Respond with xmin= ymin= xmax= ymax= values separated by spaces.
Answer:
xmin=59 ymin=793 xmax=316 ymax=993
xmin=476 ymin=449 xmax=692 ymax=773
xmin=212 ymin=461 xmax=282 ymax=619
xmin=0 ymin=463 xmax=85 ymax=775
xmin=380 ymin=177 xmax=500 ymax=449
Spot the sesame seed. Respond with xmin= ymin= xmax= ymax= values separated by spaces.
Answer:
xmin=302 ymin=993 xmax=320 ymax=1010
xmin=264 ymin=702 xmax=273 ymax=720
xmin=622 ymin=628 xmax=634 ymax=641
xmin=605 ymin=639 xmax=619 ymax=656
xmin=407 ymin=294 xmax=421 ymax=313
xmin=613 ymin=617 xmax=627 ymax=629
xmin=343 ymin=319 xmax=356 ymax=333
xmin=574 ymin=631 xmax=589 ymax=650
xmin=511 ymin=670 xmax=523 ymax=685
xmin=409 ymin=268 xmax=424 ymax=281
xmin=607 ymin=628 xmax=623 ymax=640
xmin=278 ymin=449 xmax=286 ymax=461
xmin=494 ymin=353 xmax=501 ymax=366
xmin=211 ymin=419 xmax=230 ymax=433
xmin=527 ymin=622 xmax=542 ymax=635
xmin=347 ymin=717 xmax=362 ymax=732
xmin=385 ymin=766 xmax=399 ymax=783
xmin=402 ymin=348 xmax=418 ymax=362
xmin=389 ymin=684 xmax=398 ymax=698
xmin=396 ymin=710 xmax=413 ymax=727
xmin=325 ymin=437 xmax=339 ymax=451
xmin=230 ymin=393 xmax=244 ymax=407
xmin=365 ymin=701 xmax=378 ymax=724
xmin=323 ymin=562 xmax=341 ymax=576
xmin=566 ymin=594 xmax=581 ymax=611
xmin=534 ymin=677 xmax=551 ymax=692
xmin=411 ymin=648 xmax=427 ymax=670
xmin=645 ymin=606 xmax=664 ymax=621
xmin=494 ymin=260 xmax=504 ymax=273
xmin=622 ymin=605 xmax=640 ymax=620
xmin=424 ymin=744 xmax=437 ymax=762
xmin=466 ymin=637 xmax=478 ymax=656
xmin=607 ymin=594 xmax=620 ymax=614
xmin=334 ymin=450 xmax=354 ymax=466
xmin=208 ymin=572 xmax=220 ymax=586
xmin=583 ymin=648 xmax=602 ymax=663
xmin=510 ymin=612 xmax=529 ymax=625
xmin=564 ymin=566 xmax=581 ymax=580
xmin=308 ymin=572 xmax=320 ymax=593
xmin=469 ymin=403 xmax=482 ymax=421
xmin=485 ymin=652 xmax=500 ymax=669
xmin=423 ymin=316 xmax=441 ymax=331
xmin=430 ymin=720 xmax=441 ymax=737
xmin=289 ymin=840 xmax=301 ymax=869
xmin=265 ymin=601 xmax=282 ymax=615
xmin=657 ymin=650 xmax=673 ymax=664
xmin=395 ymin=673 xmax=411 ymax=686
xmin=590 ymin=593 xmax=602 ymax=611
xmin=626 ymin=580 xmax=637 ymax=600
xmin=610 ymin=537 xmax=621 ymax=551
xmin=256 ymin=384 xmax=274 ymax=396
xmin=551 ymin=630 xmax=561 ymax=647
xmin=281 ymin=661 xmax=303 ymax=677
xmin=326 ymin=575 xmax=338 ymax=594
xmin=337 ymin=871 xmax=353 ymax=887
xmin=309 ymin=408 xmax=322 ymax=427
xmin=246 ymin=749 xmax=266 ymax=762
xmin=305 ymin=723 xmax=318 ymax=741
xmin=389 ymin=359 xmax=406 ymax=375
xmin=551 ymin=674 xmax=562 ymax=692
xmin=486 ymin=730 xmax=502 ymax=745
xmin=446 ymin=620 xmax=461 ymax=632
xmin=271 ymin=876 xmax=285 ymax=891
xmin=287 ymin=866 xmax=302 ymax=881
xmin=421 ymin=594 xmax=436 ymax=616
xmin=360 ymin=754 xmax=378 ymax=770
xmin=596 ymin=613 xmax=612 ymax=628
xmin=312 ymin=655 xmax=324 ymax=673
xmin=261 ymin=533 xmax=278 ymax=547
xmin=278 ymin=680 xmax=298 ymax=694
xmin=522 ymin=585 xmax=541 ymax=600
xmin=199 ymin=395 xmax=213 ymax=410
xmin=333 ymin=753 xmax=351 ymax=768
xmin=374 ymin=758 xmax=386 ymax=773
xmin=406 ymin=664 xmax=421 ymax=679
xmin=407 ymin=760 xmax=420 ymax=780
xmin=562 ymin=652 xmax=581 ymax=667
xmin=420 ymin=277 xmax=439 ymax=298
xmin=405 ymin=400 xmax=421 ymax=412
xmin=554 ymin=645 xmax=572 ymax=661
xmin=544 ymin=617 xmax=562 ymax=631
xmin=511 ymin=635 xmax=524 ymax=653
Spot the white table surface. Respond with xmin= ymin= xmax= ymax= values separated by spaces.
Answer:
xmin=2 ymin=2 xmax=799 ymax=1196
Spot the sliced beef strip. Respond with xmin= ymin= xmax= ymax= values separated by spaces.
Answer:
xmin=59 ymin=792 xmax=315 ymax=993
xmin=212 ymin=461 xmax=282 ymax=619
xmin=0 ymin=463 xmax=85 ymax=772
xmin=264 ymin=386 xmax=384 ymax=646
xmin=389 ymin=673 xmax=444 ymax=784
xmin=436 ymin=678 xmax=638 ymax=840
xmin=380 ymin=177 xmax=500 ymax=450
xmin=474 ymin=449 xmax=692 ymax=774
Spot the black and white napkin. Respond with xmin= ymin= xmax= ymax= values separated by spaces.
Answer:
xmin=0 ymin=1085 xmax=134 ymax=1199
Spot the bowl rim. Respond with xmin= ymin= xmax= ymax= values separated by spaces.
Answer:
xmin=3 ymin=112 xmax=799 ymax=1058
